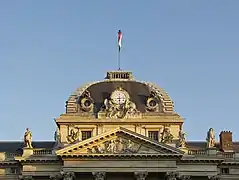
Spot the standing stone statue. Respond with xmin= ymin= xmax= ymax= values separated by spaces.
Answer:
xmin=54 ymin=127 xmax=61 ymax=143
xmin=178 ymin=129 xmax=187 ymax=148
xmin=24 ymin=128 xmax=33 ymax=148
xmin=206 ymin=128 xmax=216 ymax=148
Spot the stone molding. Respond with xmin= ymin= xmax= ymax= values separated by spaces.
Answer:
xmin=19 ymin=175 xmax=34 ymax=180
xmin=134 ymin=171 xmax=148 ymax=180
xmin=92 ymin=171 xmax=106 ymax=180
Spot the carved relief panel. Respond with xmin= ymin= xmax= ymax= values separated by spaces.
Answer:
xmin=67 ymin=125 xmax=80 ymax=143
xmin=98 ymin=87 xmax=141 ymax=119
xmin=87 ymin=137 xmax=140 ymax=154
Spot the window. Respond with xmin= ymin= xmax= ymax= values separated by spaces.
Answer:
xmin=82 ymin=131 xmax=92 ymax=140
xmin=221 ymin=168 xmax=229 ymax=174
xmin=148 ymin=131 xmax=159 ymax=141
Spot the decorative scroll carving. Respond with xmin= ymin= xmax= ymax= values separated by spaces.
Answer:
xmin=134 ymin=171 xmax=148 ymax=180
xmin=145 ymin=91 xmax=161 ymax=112
xmin=99 ymin=87 xmax=141 ymax=119
xmin=161 ymin=127 xmax=174 ymax=143
xmin=67 ymin=125 xmax=79 ymax=143
xmin=208 ymin=175 xmax=220 ymax=180
xmin=206 ymin=128 xmax=216 ymax=148
xmin=178 ymin=129 xmax=187 ymax=148
xmin=77 ymin=90 xmax=94 ymax=112
xmin=24 ymin=128 xmax=33 ymax=148
xmin=92 ymin=172 xmax=106 ymax=180
xmin=19 ymin=175 xmax=33 ymax=180
xmin=165 ymin=172 xmax=178 ymax=180
xmin=87 ymin=138 xmax=139 ymax=154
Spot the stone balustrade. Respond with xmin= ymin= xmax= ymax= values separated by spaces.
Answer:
xmin=188 ymin=149 xmax=237 ymax=159
xmin=33 ymin=149 xmax=52 ymax=155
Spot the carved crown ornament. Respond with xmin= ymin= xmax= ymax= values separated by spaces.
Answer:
xmin=77 ymin=90 xmax=94 ymax=113
xmin=98 ymin=87 xmax=141 ymax=119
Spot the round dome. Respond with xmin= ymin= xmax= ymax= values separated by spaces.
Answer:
xmin=65 ymin=71 xmax=174 ymax=116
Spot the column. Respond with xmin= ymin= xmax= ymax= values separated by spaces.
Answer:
xmin=134 ymin=171 xmax=148 ymax=180
xmin=19 ymin=175 xmax=34 ymax=180
xmin=92 ymin=172 xmax=106 ymax=180
xmin=165 ymin=172 xmax=177 ymax=180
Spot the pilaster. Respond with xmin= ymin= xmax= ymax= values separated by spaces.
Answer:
xmin=134 ymin=171 xmax=148 ymax=180
xmin=92 ymin=172 xmax=106 ymax=180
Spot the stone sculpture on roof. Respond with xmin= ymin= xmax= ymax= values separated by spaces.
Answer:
xmin=206 ymin=128 xmax=216 ymax=148
xmin=24 ymin=128 xmax=33 ymax=148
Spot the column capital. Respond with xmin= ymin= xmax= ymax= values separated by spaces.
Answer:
xmin=61 ymin=171 xmax=75 ymax=180
xmin=165 ymin=172 xmax=178 ymax=180
xmin=134 ymin=171 xmax=148 ymax=180
xmin=49 ymin=172 xmax=63 ymax=180
xmin=208 ymin=175 xmax=220 ymax=180
xmin=178 ymin=175 xmax=191 ymax=180
xmin=19 ymin=175 xmax=33 ymax=180
xmin=92 ymin=172 xmax=106 ymax=180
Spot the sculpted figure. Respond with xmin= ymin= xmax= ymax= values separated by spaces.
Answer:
xmin=67 ymin=128 xmax=79 ymax=143
xmin=161 ymin=127 xmax=174 ymax=143
xmin=178 ymin=129 xmax=186 ymax=148
xmin=24 ymin=128 xmax=33 ymax=148
xmin=54 ymin=127 xmax=61 ymax=143
xmin=206 ymin=128 xmax=216 ymax=148
xmin=107 ymin=140 xmax=117 ymax=153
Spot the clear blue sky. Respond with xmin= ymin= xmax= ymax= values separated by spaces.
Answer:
xmin=0 ymin=1 xmax=238 ymax=141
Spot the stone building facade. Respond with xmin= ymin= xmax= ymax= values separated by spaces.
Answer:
xmin=0 ymin=71 xmax=239 ymax=180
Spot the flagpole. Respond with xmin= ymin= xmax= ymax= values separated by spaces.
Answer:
xmin=118 ymin=47 xmax=121 ymax=70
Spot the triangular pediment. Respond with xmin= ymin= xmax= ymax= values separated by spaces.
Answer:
xmin=56 ymin=127 xmax=184 ymax=157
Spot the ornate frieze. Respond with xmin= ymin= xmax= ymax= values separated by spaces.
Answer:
xmin=98 ymin=87 xmax=141 ymax=119
xmin=87 ymin=137 xmax=139 ymax=154
xmin=92 ymin=172 xmax=106 ymax=180
xmin=134 ymin=171 xmax=148 ymax=180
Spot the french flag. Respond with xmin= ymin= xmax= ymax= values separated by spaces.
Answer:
xmin=118 ymin=30 xmax=123 ymax=52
